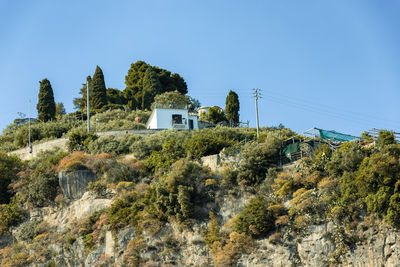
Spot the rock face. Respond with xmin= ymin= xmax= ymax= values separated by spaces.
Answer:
xmin=58 ymin=170 xmax=97 ymax=200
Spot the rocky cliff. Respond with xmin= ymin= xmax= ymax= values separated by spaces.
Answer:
xmin=2 ymin=186 xmax=400 ymax=267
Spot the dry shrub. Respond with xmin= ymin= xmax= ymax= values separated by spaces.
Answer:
xmin=268 ymin=203 xmax=284 ymax=217
xmin=275 ymin=215 xmax=289 ymax=227
xmin=268 ymin=232 xmax=282 ymax=244
xmin=57 ymin=151 xmax=90 ymax=172
xmin=294 ymin=215 xmax=309 ymax=229
xmin=123 ymin=237 xmax=144 ymax=267
xmin=213 ymin=232 xmax=253 ymax=267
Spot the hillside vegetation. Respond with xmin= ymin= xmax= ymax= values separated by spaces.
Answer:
xmin=0 ymin=117 xmax=399 ymax=266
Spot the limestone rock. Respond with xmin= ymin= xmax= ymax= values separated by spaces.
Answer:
xmin=58 ymin=170 xmax=97 ymax=200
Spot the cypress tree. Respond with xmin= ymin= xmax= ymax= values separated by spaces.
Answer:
xmin=225 ymin=90 xmax=240 ymax=126
xmin=37 ymin=78 xmax=56 ymax=122
xmin=91 ymin=66 xmax=107 ymax=110
xmin=142 ymin=68 xmax=162 ymax=110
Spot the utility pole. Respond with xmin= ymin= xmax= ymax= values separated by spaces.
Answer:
xmin=28 ymin=100 xmax=32 ymax=153
xmin=253 ymin=88 xmax=261 ymax=142
xmin=87 ymin=80 xmax=90 ymax=133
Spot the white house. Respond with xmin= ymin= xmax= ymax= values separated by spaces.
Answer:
xmin=146 ymin=104 xmax=199 ymax=130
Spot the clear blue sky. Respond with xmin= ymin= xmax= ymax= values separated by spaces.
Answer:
xmin=1 ymin=0 xmax=399 ymax=136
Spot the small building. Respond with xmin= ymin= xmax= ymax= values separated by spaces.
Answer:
xmin=146 ymin=103 xmax=199 ymax=130
xmin=197 ymin=106 xmax=211 ymax=117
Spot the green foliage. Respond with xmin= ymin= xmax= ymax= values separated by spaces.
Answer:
xmin=73 ymin=76 xmax=91 ymax=111
xmin=106 ymin=88 xmax=125 ymax=105
xmin=91 ymin=66 xmax=108 ymax=110
xmin=15 ymin=149 xmax=66 ymax=207
xmin=124 ymin=60 xmax=188 ymax=110
xmin=87 ymin=134 xmax=141 ymax=155
xmin=234 ymin=196 xmax=275 ymax=237
xmin=107 ymin=192 xmax=144 ymax=230
xmin=37 ymin=78 xmax=56 ymax=122
xmin=149 ymin=159 xmax=210 ymax=222
xmin=145 ymin=138 xmax=185 ymax=173
xmin=225 ymin=90 xmax=240 ymax=125
xmin=90 ymin=109 xmax=149 ymax=131
xmin=378 ymin=130 xmax=396 ymax=148
xmin=311 ymin=143 xmax=331 ymax=173
xmin=142 ymin=68 xmax=162 ymax=110
xmin=202 ymin=212 xmax=223 ymax=247
xmin=67 ymin=129 xmax=98 ymax=152
xmin=183 ymin=129 xmax=234 ymax=159
xmin=0 ymin=152 xmax=22 ymax=204
xmin=153 ymin=90 xmax=191 ymax=108
xmin=0 ymin=197 xmax=25 ymax=233
xmin=18 ymin=220 xmax=42 ymax=241
xmin=55 ymin=102 xmax=66 ymax=120
xmin=386 ymin=193 xmax=400 ymax=227
xmin=327 ymin=142 xmax=364 ymax=177
xmin=202 ymin=106 xmax=227 ymax=124
xmin=237 ymin=134 xmax=281 ymax=185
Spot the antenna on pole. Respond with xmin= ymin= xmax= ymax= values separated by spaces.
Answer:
xmin=253 ymin=88 xmax=261 ymax=142
xmin=87 ymin=80 xmax=90 ymax=133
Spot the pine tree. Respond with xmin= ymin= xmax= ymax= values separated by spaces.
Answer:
xmin=55 ymin=102 xmax=66 ymax=119
xmin=91 ymin=66 xmax=107 ymax=110
xmin=142 ymin=68 xmax=162 ymax=110
xmin=225 ymin=90 xmax=240 ymax=126
xmin=37 ymin=78 xmax=56 ymax=122
xmin=73 ymin=76 xmax=91 ymax=111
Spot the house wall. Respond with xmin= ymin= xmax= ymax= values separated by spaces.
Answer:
xmin=152 ymin=108 xmax=189 ymax=130
xmin=188 ymin=115 xmax=199 ymax=129
xmin=147 ymin=109 xmax=158 ymax=129
xmin=147 ymin=108 xmax=199 ymax=130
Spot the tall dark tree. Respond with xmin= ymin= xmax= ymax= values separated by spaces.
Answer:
xmin=73 ymin=76 xmax=91 ymax=112
xmin=91 ymin=66 xmax=107 ymax=110
xmin=123 ymin=60 xmax=188 ymax=109
xmin=142 ymin=68 xmax=162 ymax=110
xmin=37 ymin=78 xmax=56 ymax=122
xmin=225 ymin=90 xmax=240 ymax=126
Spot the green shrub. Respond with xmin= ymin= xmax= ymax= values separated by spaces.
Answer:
xmin=67 ymin=129 xmax=98 ymax=152
xmin=237 ymin=135 xmax=280 ymax=185
xmin=15 ymin=149 xmax=66 ymax=207
xmin=378 ymin=130 xmax=396 ymax=148
xmin=87 ymin=134 xmax=142 ymax=155
xmin=234 ymin=196 xmax=275 ymax=237
xmin=145 ymin=137 xmax=185 ymax=173
xmin=327 ymin=142 xmax=364 ymax=177
xmin=107 ymin=192 xmax=144 ymax=230
xmin=0 ymin=152 xmax=22 ymax=204
xmin=0 ymin=198 xmax=26 ymax=233
xmin=386 ymin=193 xmax=400 ymax=227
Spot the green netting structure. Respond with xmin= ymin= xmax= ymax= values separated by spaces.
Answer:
xmin=318 ymin=129 xmax=362 ymax=142
xmin=283 ymin=142 xmax=299 ymax=160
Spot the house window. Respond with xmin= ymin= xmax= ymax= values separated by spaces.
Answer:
xmin=172 ymin=114 xmax=182 ymax=124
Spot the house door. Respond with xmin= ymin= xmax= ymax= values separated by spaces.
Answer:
xmin=189 ymin=119 xmax=194 ymax=130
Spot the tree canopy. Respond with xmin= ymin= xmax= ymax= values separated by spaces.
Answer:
xmin=37 ymin=78 xmax=56 ymax=122
xmin=225 ymin=90 xmax=240 ymax=125
xmin=142 ymin=68 xmax=162 ymax=110
xmin=124 ymin=61 xmax=188 ymax=110
xmin=91 ymin=66 xmax=108 ymax=110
